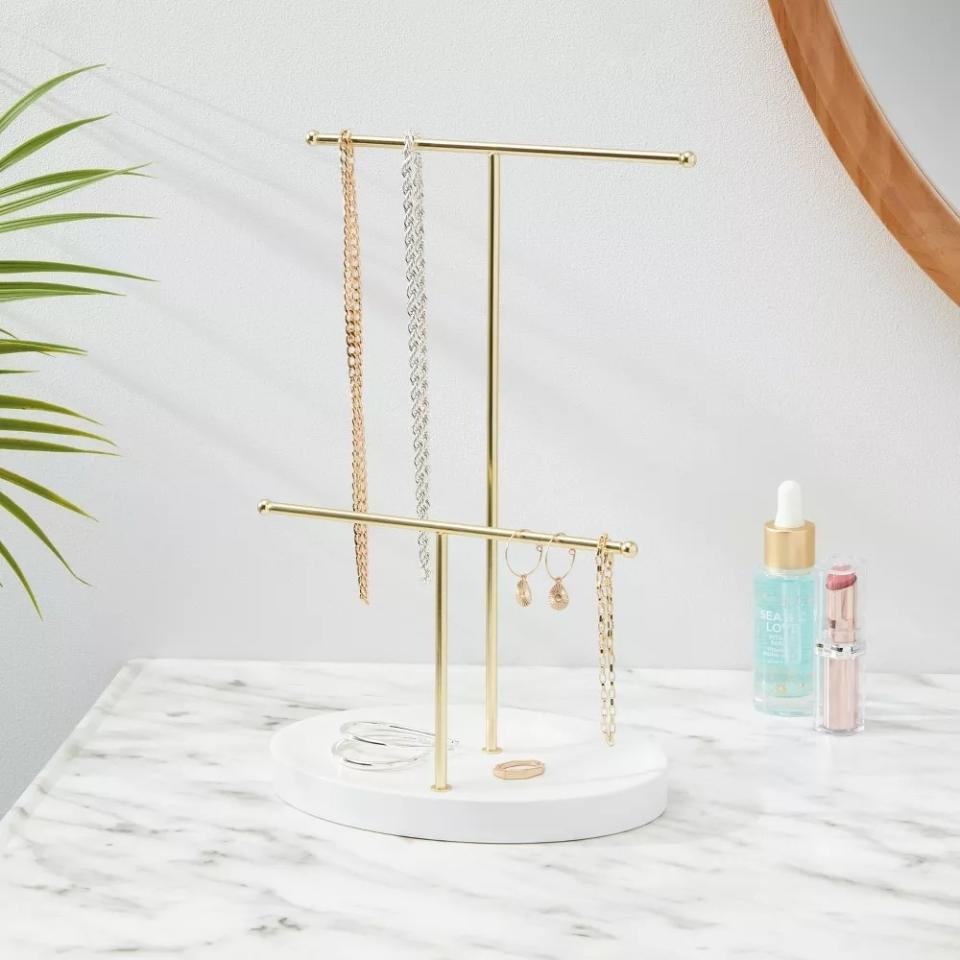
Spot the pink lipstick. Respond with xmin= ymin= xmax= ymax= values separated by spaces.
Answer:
xmin=815 ymin=560 xmax=865 ymax=735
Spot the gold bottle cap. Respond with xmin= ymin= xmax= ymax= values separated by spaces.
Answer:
xmin=764 ymin=520 xmax=815 ymax=570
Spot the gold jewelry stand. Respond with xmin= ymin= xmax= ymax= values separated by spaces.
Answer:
xmin=262 ymin=131 xmax=694 ymax=789
xmin=258 ymin=500 xmax=636 ymax=790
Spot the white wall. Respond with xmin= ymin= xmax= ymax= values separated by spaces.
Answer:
xmin=1 ymin=0 xmax=957 ymax=811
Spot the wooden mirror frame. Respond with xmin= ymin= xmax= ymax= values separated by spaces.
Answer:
xmin=769 ymin=0 xmax=960 ymax=305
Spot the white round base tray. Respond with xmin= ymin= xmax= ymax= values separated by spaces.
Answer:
xmin=272 ymin=705 xmax=668 ymax=843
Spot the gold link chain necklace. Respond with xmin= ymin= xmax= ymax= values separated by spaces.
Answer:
xmin=339 ymin=131 xmax=369 ymax=602
xmin=596 ymin=534 xmax=616 ymax=744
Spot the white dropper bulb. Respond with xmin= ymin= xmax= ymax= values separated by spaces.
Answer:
xmin=774 ymin=480 xmax=804 ymax=529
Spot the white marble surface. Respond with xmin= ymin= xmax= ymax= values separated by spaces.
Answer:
xmin=0 ymin=660 xmax=957 ymax=959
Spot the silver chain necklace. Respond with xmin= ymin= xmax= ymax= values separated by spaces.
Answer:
xmin=402 ymin=133 xmax=430 ymax=579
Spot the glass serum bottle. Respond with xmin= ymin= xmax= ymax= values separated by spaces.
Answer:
xmin=753 ymin=481 xmax=817 ymax=716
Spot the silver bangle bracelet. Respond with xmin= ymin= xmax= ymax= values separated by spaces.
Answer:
xmin=332 ymin=737 xmax=431 ymax=771
xmin=331 ymin=720 xmax=458 ymax=772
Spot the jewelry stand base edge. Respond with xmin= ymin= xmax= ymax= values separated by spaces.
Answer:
xmin=272 ymin=705 xmax=668 ymax=844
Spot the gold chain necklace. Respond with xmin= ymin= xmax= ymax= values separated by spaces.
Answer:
xmin=339 ymin=131 xmax=369 ymax=603
xmin=596 ymin=534 xmax=616 ymax=744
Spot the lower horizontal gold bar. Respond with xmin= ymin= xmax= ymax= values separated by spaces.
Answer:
xmin=257 ymin=500 xmax=637 ymax=558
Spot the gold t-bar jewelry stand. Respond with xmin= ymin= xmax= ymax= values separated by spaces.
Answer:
xmin=304 ymin=130 xmax=695 ymax=754
xmin=258 ymin=499 xmax=636 ymax=790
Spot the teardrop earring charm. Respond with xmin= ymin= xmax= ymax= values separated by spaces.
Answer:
xmin=505 ymin=529 xmax=542 ymax=608
xmin=544 ymin=533 xmax=576 ymax=610
xmin=516 ymin=574 xmax=533 ymax=608
xmin=548 ymin=578 xmax=569 ymax=610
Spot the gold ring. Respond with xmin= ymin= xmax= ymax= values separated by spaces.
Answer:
xmin=493 ymin=759 xmax=545 ymax=781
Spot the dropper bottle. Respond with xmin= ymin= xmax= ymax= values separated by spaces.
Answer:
xmin=753 ymin=481 xmax=817 ymax=716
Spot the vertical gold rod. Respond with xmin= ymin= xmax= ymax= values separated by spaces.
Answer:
xmin=432 ymin=532 xmax=451 ymax=791
xmin=484 ymin=153 xmax=502 ymax=754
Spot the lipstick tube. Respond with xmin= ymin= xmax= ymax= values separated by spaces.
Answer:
xmin=815 ymin=559 xmax=865 ymax=735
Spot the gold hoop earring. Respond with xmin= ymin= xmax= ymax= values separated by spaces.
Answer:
xmin=504 ymin=530 xmax=542 ymax=607
xmin=544 ymin=533 xmax=576 ymax=610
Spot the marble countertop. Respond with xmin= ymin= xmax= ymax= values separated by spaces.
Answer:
xmin=0 ymin=660 xmax=957 ymax=959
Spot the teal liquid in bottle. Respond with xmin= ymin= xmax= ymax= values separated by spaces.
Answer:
xmin=753 ymin=481 xmax=816 ymax=716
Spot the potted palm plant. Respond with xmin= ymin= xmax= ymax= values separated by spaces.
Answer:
xmin=0 ymin=65 xmax=149 ymax=614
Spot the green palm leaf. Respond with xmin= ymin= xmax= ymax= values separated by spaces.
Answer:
xmin=0 ymin=370 xmax=31 ymax=375
xmin=0 ymin=167 xmax=147 ymax=201
xmin=0 ymin=64 xmax=144 ymax=615
xmin=0 ymin=115 xmax=109 ymax=176
xmin=0 ymin=395 xmax=98 ymax=422
xmin=0 ymin=169 xmax=112 ymax=200
xmin=0 ymin=164 xmax=148 ymax=218
xmin=0 ymin=438 xmax=114 ymax=454
xmin=0 ymin=260 xmax=151 ymax=282
xmin=0 ymin=64 xmax=102 ymax=138
xmin=0 ymin=466 xmax=92 ymax=518
xmin=0 ymin=340 xmax=85 ymax=355
xmin=0 ymin=282 xmax=118 ymax=302
xmin=0 ymin=536 xmax=40 ymax=616
xmin=0 ymin=418 xmax=112 ymax=444
xmin=0 ymin=212 xmax=150 ymax=235
xmin=0 ymin=488 xmax=86 ymax=584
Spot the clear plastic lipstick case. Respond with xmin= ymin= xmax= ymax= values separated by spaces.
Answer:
xmin=815 ymin=557 xmax=866 ymax=735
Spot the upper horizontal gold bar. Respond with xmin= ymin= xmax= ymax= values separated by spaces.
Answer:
xmin=306 ymin=131 xmax=696 ymax=167
xmin=258 ymin=500 xmax=637 ymax=557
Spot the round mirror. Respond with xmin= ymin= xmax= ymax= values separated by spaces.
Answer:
xmin=769 ymin=0 xmax=960 ymax=305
